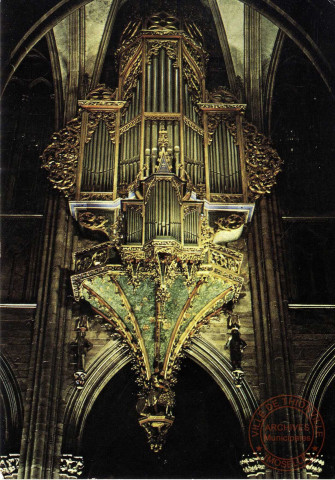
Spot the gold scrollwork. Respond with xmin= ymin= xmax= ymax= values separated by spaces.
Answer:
xmin=120 ymin=115 xmax=141 ymax=134
xmin=210 ymin=193 xmax=243 ymax=203
xmin=183 ymin=40 xmax=207 ymax=76
xmin=122 ymin=54 xmax=143 ymax=103
xmin=86 ymin=84 xmax=117 ymax=100
xmin=184 ymin=116 xmax=204 ymax=136
xmin=41 ymin=115 xmax=82 ymax=198
xmin=182 ymin=60 xmax=202 ymax=105
xmin=80 ymin=192 xmax=114 ymax=200
xmin=78 ymin=211 xmax=109 ymax=236
xmin=183 ymin=21 xmax=204 ymax=46
xmin=146 ymin=11 xmax=180 ymax=32
xmin=207 ymin=86 xmax=239 ymax=104
xmin=147 ymin=39 xmax=178 ymax=67
xmin=242 ymin=120 xmax=283 ymax=201
xmin=118 ymin=39 xmax=141 ymax=74
xmin=214 ymin=213 xmax=246 ymax=231
xmin=86 ymin=111 xmax=117 ymax=144
xmin=207 ymin=112 xmax=222 ymax=143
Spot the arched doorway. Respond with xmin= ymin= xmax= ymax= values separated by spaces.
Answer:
xmin=319 ymin=379 xmax=335 ymax=478
xmin=0 ymin=355 xmax=23 ymax=455
xmin=81 ymin=357 xmax=245 ymax=478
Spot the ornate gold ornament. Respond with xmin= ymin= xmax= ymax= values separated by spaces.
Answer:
xmin=183 ymin=60 xmax=202 ymax=105
xmin=215 ymin=213 xmax=246 ymax=231
xmin=86 ymin=84 xmax=117 ymax=100
xmin=86 ymin=111 xmax=117 ymax=144
xmin=41 ymin=116 xmax=82 ymax=197
xmin=146 ymin=11 xmax=180 ymax=32
xmin=242 ymin=120 xmax=283 ymax=201
xmin=207 ymin=86 xmax=239 ymax=103
xmin=122 ymin=52 xmax=143 ymax=102
xmin=78 ymin=211 xmax=110 ymax=236
xmin=146 ymin=39 xmax=178 ymax=66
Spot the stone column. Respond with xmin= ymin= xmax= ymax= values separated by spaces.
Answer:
xmin=18 ymin=194 xmax=75 ymax=479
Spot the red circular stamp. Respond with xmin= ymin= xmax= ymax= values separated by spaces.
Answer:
xmin=248 ymin=395 xmax=325 ymax=471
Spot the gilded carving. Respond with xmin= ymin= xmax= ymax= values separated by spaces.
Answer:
xmin=118 ymin=38 xmax=141 ymax=74
xmin=146 ymin=11 xmax=179 ymax=31
xmin=207 ymin=86 xmax=239 ymax=104
xmin=242 ymin=120 xmax=283 ymax=201
xmin=77 ymin=211 xmax=109 ymax=236
xmin=210 ymin=193 xmax=243 ymax=203
xmin=215 ymin=213 xmax=246 ymax=231
xmin=183 ymin=20 xmax=204 ymax=46
xmin=146 ymin=39 xmax=178 ymax=67
xmin=122 ymin=53 xmax=143 ymax=103
xmin=86 ymin=111 xmax=117 ymax=144
xmin=183 ymin=60 xmax=202 ymax=105
xmin=184 ymin=116 xmax=204 ymax=136
xmin=198 ymin=103 xmax=246 ymax=111
xmin=86 ymin=84 xmax=116 ymax=100
xmin=41 ymin=115 xmax=82 ymax=198
xmin=120 ymin=115 xmax=141 ymax=134
xmin=80 ymin=192 xmax=114 ymax=200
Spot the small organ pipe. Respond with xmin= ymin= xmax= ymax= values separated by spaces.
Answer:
xmin=218 ymin=122 xmax=225 ymax=191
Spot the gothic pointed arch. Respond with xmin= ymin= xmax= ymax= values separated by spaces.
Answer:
xmin=62 ymin=337 xmax=257 ymax=455
xmin=0 ymin=355 xmax=23 ymax=454
xmin=63 ymin=339 xmax=131 ymax=454
xmin=301 ymin=344 xmax=335 ymax=412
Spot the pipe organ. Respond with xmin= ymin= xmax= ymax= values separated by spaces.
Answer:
xmin=42 ymin=8 xmax=282 ymax=453
xmin=71 ymin=13 xmax=251 ymax=202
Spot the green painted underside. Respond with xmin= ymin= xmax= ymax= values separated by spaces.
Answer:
xmin=82 ymin=273 xmax=234 ymax=373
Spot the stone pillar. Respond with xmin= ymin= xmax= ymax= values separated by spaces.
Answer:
xmin=244 ymin=25 xmax=298 ymax=471
xmin=18 ymin=194 xmax=75 ymax=479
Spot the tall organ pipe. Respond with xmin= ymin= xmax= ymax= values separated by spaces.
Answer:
xmin=218 ymin=122 xmax=225 ymax=191
xmin=227 ymin=126 xmax=233 ymax=192
xmin=82 ymin=121 xmax=114 ymax=191
xmin=174 ymin=67 xmax=179 ymax=112
xmin=152 ymin=56 xmax=158 ymax=111
xmin=167 ymin=57 xmax=173 ymax=113
xmin=159 ymin=49 xmax=165 ymax=112
xmin=146 ymin=64 xmax=152 ymax=111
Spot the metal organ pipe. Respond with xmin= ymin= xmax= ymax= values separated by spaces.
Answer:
xmin=226 ymin=125 xmax=233 ymax=192
xmin=159 ymin=48 xmax=165 ymax=112
xmin=82 ymin=121 xmax=114 ymax=191
xmin=145 ymin=181 xmax=181 ymax=242
xmin=152 ymin=56 xmax=158 ymax=112
xmin=167 ymin=56 xmax=173 ymax=113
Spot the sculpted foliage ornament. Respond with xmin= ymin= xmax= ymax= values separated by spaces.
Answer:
xmin=242 ymin=120 xmax=283 ymax=200
xmin=41 ymin=116 xmax=81 ymax=197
